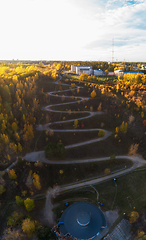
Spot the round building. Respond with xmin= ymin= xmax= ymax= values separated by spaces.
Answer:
xmin=54 ymin=201 xmax=106 ymax=240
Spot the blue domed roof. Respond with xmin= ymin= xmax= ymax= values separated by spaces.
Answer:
xmin=59 ymin=202 xmax=106 ymax=240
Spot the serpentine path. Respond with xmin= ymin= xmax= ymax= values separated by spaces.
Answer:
xmin=23 ymin=77 xmax=146 ymax=191
xmin=36 ymin=80 xmax=112 ymax=148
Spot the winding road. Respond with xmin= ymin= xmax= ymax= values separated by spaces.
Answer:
xmin=23 ymin=75 xmax=146 ymax=192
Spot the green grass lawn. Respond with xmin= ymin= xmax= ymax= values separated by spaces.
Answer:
xmin=65 ymin=134 xmax=132 ymax=159
xmin=95 ymin=169 xmax=146 ymax=214
xmin=52 ymin=168 xmax=146 ymax=222
xmin=0 ymin=157 xmax=132 ymax=236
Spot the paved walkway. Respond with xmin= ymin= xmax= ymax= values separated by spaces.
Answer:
xmin=36 ymin=78 xmax=112 ymax=147
xmin=103 ymin=218 xmax=132 ymax=240
xmin=94 ymin=210 xmax=119 ymax=240
xmin=23 ymin=151 xmax=146 ymax=192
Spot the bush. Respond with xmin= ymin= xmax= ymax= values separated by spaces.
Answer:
xmin=104 ymin=168 xmax=110 ymax=174
xmin=8 ymin=169 xmax=17 ymax=180
xmin=120 ymin=121 xmax=127 ymax=133
xmin=110 ymin=154 xmax=116 ymax=160
xmin=33 ymin=172 xmax=41 ymax=190
xmin=17 ymin=157 xmax=23 ymax=166
xmin=0 ymin=184 xmax=6 ymax=195
xmin=7 ymin=211 xmax=23 ymax=226
xmin=91 ymin=90 xmax=96 ymax=98
xmin=15 ymin=196 xmax=24 ymax=207
xmin=24 ymin=198 xmax=35 ymax=211
xmin=37 ymin=226 xmax=56 ymax=240
xmin=128 ymin=211 xmax=139 ymax=223
xmin=98 ymin=130 xmax=105 ymax=137
xmin=45 ymin=142 xmax=66 ymax=159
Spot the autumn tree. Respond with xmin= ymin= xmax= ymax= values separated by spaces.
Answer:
xmin=24 ymin=198 xmax=35 ymax=211
xmin=2 ymin=228 xmax=25 ymax=240
xmin=136 ymin=230 xmax=146 ymax=239
xmin=129 ymin=143 xmax=139 ymax=155
xmin=7 ymin=211 xmax=23 ymax=226
xmin=73 ymin=119 xmax=79 ymax=129
xmin=128 ymin=211 xmax=139 ymax=223
xmin=8 ymin=169 xmax=17 ymax=180
xmin=0 ymin=185 xmax=6 ymax=195
xmin=23 ymin=124 xmax=34 ymax=147
xmin=15 ymin=196 xmax=24 ymax=207
xmin=120 ymin=121 xmax=127 ymax=133
xmin=22 ymin=218 xmax=36 ymax=237
xmin=104 ymin=168 xmax=110 ymax=174
xmin=11 ymin=122 xmax=18 ymax=132
xmin=33 ymin=172 xmax=41 ymax=190
xmin=91 ymin=90 xmax=96 ymax=98
xmin=98 ymin=130 xmax=105 ymax=137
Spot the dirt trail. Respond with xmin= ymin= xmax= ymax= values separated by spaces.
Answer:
xmin=43 ymin=187 xmax=60 ymax=227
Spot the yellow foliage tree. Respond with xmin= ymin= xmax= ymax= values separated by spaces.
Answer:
xmin=22 ymin=218 xmax=36 ymax=237
xmin=1 ymin=120 xmax=7 ymax=133
xmin=98 ymin=130 xmax=105 ymax=137
xmin=15 ymin=132 xmax=20 ymax=142
xmin=115 ymin=126 xmax=119 ymax=133
xmin=73 ymin=119 xmax=79 ymax=129
xmin=97 ymin=102 xmax=102 ymax=111
xmin=0 ymin=184 xmax=6 ymax=195
xmin=7 ymin=211 xmax=23 ymax=226
xmin=23 ymin=124 xmax=34 ymax=144
xmin=128 ymin=211 xmax=139 ymax=223
xmin=129 ymin=143 xmax=139 ymax=155
xmin=33 ymin=172 xmax=41 ymax=190
xmin=24 ymin=198 xmax=35 ymax=211
xmin=91 ymin=90 xmax=96 ymax=98
xmin=8 ymin=169 xmax=17 ymax=180
xmin=120 ymin=121 xmax=127 ymax=133
xmin=7 ymin=154 xmax=11 ymax=161
xmin=1 ymin=133 xmax=9 ymax=145
xmin=104 ymin=168 xmax=110 ymax=174
xmin=137 ymin=230 xmax=145 ymax=239
xmin=9 ymin=142 xmax=17 ymax=153
xmin=17 ymin=142 xmax=22 ymax=152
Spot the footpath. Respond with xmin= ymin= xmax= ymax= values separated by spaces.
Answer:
xmin=23 ymin=151 xmax=146 ymax=192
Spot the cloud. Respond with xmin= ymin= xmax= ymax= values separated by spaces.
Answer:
xmin=0 ymin=0 xmax=146 ymax=61
xmin=84 ymin=36 xmax=133 ymax=50
xmin=124 ymin=2 xmax=146 ymax=29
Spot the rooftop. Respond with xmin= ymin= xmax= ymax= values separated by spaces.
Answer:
xmin=59 ymin=202 xmax=106 ymax=240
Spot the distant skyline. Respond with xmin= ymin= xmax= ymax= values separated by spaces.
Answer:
xmin=0 ymin=0 xmax=146 ymax=62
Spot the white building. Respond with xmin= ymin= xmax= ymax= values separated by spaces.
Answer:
xmin=94 ymin=69 xmax=103 ymax=76
xmin=76 ymin=66 xmax=93 ymax=75
xmin=114 ymin=70 xmax=124 ymax=77
xmin=71 ymin=65 xmax=78 ymax=72
xmin=142 ymin=64 xmax=146 ymax=70
xmin=71 ymin=65 xmax=93 ymax=75
xmin=71 ymin=65 xmax=104 ymax=76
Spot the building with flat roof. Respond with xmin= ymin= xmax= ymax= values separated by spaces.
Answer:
xmin=71 ymin=65 xmax=93 ymax=75
xmin=53 ymin=202 xmax=106 ymax=240
xmin=94 ymin=69 xmax=103 ymax=76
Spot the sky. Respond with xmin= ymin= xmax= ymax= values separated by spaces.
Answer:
xmin=0 ymin=0 xmax=146 ymax=62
